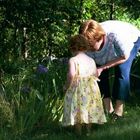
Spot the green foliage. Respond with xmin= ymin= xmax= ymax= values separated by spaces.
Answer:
xmin=0 ymin=0 xmax=140 ymax=139
xmin=0 ymin=59 xmax=67 ymax=138
xmin=0 ymin=95 xmax=14 ymax=128
xmin=0 ymin=0 xmax=140 ymax=68
xmin=119 ymin=0 xmax=140 ymax=19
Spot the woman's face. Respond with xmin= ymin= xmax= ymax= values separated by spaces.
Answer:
xmin=90 ymin=37 xmax=104 ymax=51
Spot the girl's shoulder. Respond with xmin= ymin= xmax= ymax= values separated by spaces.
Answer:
xmin=68 ymin=56 xmax=79 ymax=66
xmin=69 ymin=57 xmax=76 ymax=62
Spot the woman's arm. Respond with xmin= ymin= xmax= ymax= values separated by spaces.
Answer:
xmin=97 ymin=55 xmax=128 ymax=77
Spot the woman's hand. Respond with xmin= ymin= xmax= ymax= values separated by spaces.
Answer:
xmin=97 ymin=67 xmax=104 ymax=77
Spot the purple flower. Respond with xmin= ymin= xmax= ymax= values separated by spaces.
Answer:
xmin=21 ymin=86 xmax=31 ymax=94
xmin=36 ymin=64 xmax=48 ymax=74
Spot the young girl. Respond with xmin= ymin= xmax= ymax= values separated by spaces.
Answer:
xmin=62 ymin=34 xmax=106 ymax=135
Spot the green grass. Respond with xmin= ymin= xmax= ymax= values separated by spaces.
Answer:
xmin=0 ymin=99 xmax=140 ymax=140
xmin=28 ymin=101 xmax=140 ymax=140
xmin=1 ymin=94 xmax=139 ymax=140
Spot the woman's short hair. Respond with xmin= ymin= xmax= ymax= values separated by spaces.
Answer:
xmin=79 ymin=19 xmax=105 ymax=42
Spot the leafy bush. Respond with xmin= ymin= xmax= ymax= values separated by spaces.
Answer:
xmin=0 ymin=95 xmax=14 ymax=128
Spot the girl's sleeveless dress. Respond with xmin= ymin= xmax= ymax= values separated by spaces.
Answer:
xmin=62 ymin=59 xmax=107 ymax=126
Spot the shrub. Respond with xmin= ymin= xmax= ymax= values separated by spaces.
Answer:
xmin=0 ymin=95 xmax=14 ymax=128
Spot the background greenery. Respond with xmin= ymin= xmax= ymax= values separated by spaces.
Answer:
xmin=0 ymin=0 xmax=140 ymax=139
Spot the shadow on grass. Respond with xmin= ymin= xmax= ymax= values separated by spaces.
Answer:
xmin=30 ymin=116 xmax=140 ymax=140
xmin=23 ymin=93 xmax=140 ymax=140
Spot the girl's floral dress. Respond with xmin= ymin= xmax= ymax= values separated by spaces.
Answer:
xmin=62 ymin=60 xmax=107 ymax=126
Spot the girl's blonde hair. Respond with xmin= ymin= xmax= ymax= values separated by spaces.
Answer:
xmin=69 ymin=34 xmax=90 ymax=52
xmin=79 ymin=19 xmax=105 ymax=42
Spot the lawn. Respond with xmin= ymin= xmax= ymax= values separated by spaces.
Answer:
xmin=29 ymin=94 xmax=140 ymax=140
xmin=0 ymin=92 xmax=140 ymax=140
